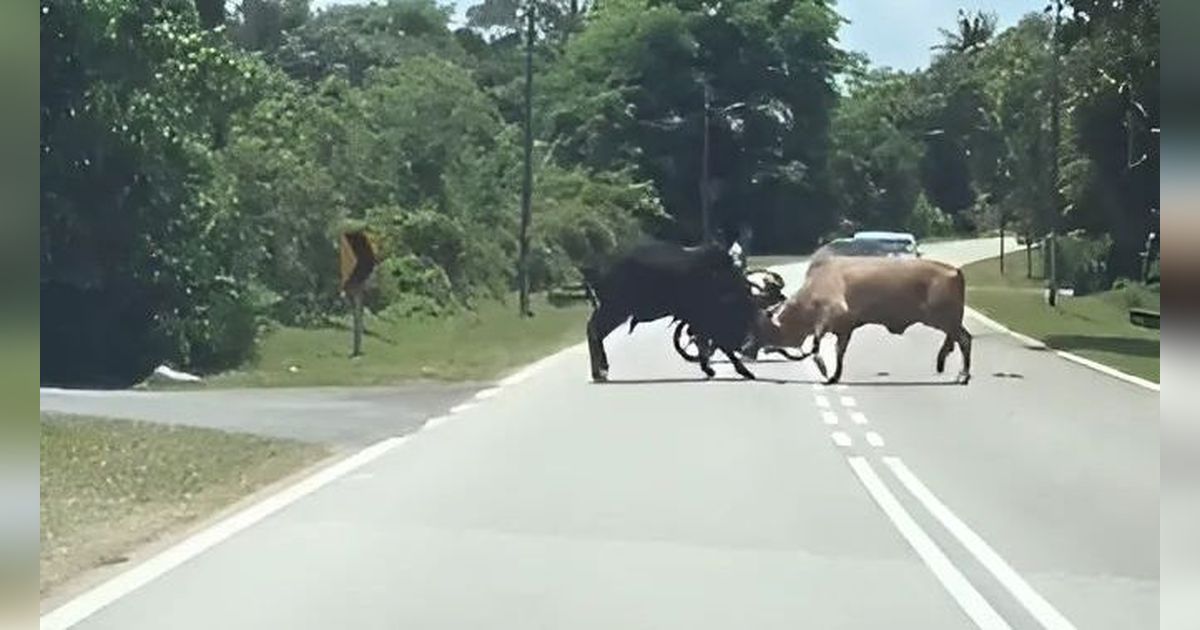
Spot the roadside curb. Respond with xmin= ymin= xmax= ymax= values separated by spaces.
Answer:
xmin=965 ymin=306 xmax=1160 ymax=393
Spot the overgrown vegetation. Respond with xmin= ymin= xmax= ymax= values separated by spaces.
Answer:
xmin=964 ymin=250 xmax=1159 ymax=382
xmin=40 ymin=413 xmax=326 ymax=593
xmin=41 ymin=0 xmax=1158 ymax=386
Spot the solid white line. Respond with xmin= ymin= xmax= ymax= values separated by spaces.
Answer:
xmin=830 ymin=431 xmax=852 ymax=447
xmin=473 ymin=387 xmax=501 ymax=401
xmin=839 ymin=396 xmax=857 ymax=408
xmin=850 ymin=411 xmax=869 ymax=425
xmin=965 ymin=306 xmax=1158 ymax=393
xmin=423 ymin=415 xmax=454 ymax=430
xmin=40 ymin=435 xmax=409 ymax=630
xmin=820 ymin=410 xmax=839 ymax=426
xmin=965 ymin=307 xmax=1046 ymax=349
xmin=1053 ymin=350 xmax=1160 ymax=392
xmin=449 ymin=402 xmax=475 ymax=414
xmin=815 ymin=395 xmax=831 ymax=409
xmin=884 ymin=457 xmax=1076 ymax=630
xmin=845 ymin=457 xmax=1011 ymax=630
xmin=865 ymin=431 xmax=886 ymax=448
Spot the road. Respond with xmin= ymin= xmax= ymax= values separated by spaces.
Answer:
xmin=43 ymin=238 xmax=1158 ymax=630
xmin=40 ymin=382 xmax=481 ymax=450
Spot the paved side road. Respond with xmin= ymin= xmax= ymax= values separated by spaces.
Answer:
xmin=40 ymin=383 xmax=482 ymax=449
xmin=43 ymin=238 xmax=1157 ymax=630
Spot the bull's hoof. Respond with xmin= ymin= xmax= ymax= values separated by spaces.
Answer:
xmin=738 ymin=370 xmax=757 ymax=381
xmin=701 ymin=366 xmax=716 ymax=379
xmin=591 ymin=369 xmax=608 ymax=383
xmin=958 ymin=372 xmax=971 ymax=385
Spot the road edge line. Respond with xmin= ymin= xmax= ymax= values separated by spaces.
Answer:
xmin=39 ymin=435 xmax=410 ymax=630
xmin=964 ymin=306 xmax=1159 ymax=392
xmin=883 ymin=457 xmax=1077 ymax=630
xmin=845 ymin=457 xmax=1011 ymax=630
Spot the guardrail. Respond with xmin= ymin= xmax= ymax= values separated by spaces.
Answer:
xmin=1129 ymin=308 xmax=1160 ymax=329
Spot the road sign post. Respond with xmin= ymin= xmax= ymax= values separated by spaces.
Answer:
xmin=340 ymin=230 xmax=377 ymax=358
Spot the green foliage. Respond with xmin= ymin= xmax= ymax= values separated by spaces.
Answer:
xmin=1046 ymin=232 xmax=1113 ymax=296
xmin=39 ymin=0 xmax=1158 ymax=387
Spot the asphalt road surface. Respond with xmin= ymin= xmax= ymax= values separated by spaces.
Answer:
xmin=43 ymin=238 xmax=1158 ymax=630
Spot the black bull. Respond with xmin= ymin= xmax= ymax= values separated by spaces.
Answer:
xmin=581 ymin=242 xmax=759 ymax=382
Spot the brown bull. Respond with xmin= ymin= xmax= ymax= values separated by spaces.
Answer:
xmin=755 ymin=256 xmax=972 ymax=384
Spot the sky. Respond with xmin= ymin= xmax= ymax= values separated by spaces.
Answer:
xmin=310 ymin=0 xmax=1042 ymax=72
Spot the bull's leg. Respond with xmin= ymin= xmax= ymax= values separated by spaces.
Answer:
xmin=828 ymin=329 xmax=853 ymax=384
xmin=936 ymin=333 xmax=955 ymax=374
xmin=697 ymin=338 xmax=716 ymax=378
xmin=810 ymin=331 xmax=829 ymax=380
xmin=586 ymin=306 xmax=625 ymax=382
xmin=956 ymin=325 xmax=973 ymax=384
xmin=722 ymin=347 xmax=757 ymax=380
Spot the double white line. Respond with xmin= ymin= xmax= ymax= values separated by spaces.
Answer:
xmin=847 ymin=455 xmax=1076 ymax=630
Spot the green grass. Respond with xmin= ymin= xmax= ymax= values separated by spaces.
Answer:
xmin=205 ymin=294 xmax=591 ymax=388
xmin=963 ymin=249 xmax=1160 ymax=382
xmin=40 ymin=413 xmax=327 ymax=594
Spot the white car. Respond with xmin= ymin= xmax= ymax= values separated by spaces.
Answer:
xmin=852 ymin=231 xmax=921 ymax=258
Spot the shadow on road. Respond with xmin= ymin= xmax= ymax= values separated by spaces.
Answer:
xmin=1043 ymin=334 xmax=1159 ymax=358
xmin=599 ymin=376 xmax=818 ymax=385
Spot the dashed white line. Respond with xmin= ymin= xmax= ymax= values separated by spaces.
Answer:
xmin=449 ymin=402 xmax=476 ymax=414
xmin=831 ymin=431 xmax=853 ymax=447
xmin=850 ymin=411 xmax=869 ymax=425
xmin=820 ymin=410 xmax=839 ymax=425
xmin=815 ymin=395 xmax=831 ymax=409
xmin=865 ymin=431 xmax=886 ymax=448
xmin=846 ymin=457 xmax=1011 ymax=630
xmin=839 ymin=396 xmax=857 ymax=408
xmin=41 ymin=435 xmax=410 ymax=630
xmin=835 ymin=384 xmax=850 ymax=392
xmin=812 ymin=383 xmax=827 ymax=392
xmin=884 ymin=457 xmax=1077 ymax=630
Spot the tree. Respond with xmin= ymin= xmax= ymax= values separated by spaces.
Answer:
xmin=934 ymin=9 xmax=998 ymax=55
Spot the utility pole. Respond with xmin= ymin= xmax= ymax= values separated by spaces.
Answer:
xmin=700 ymin=82 xmax=712 ymax=244
xmin=1047 ymin=0 xmax=1062 ymax=307
xmin=517 ymin=2 xmax=535 ymax=318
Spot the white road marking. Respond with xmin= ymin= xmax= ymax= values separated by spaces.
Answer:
xmin=865 ymin=431 xmax=885 ymax=448
xmin=846 ymin=457 xmax=1011 ymax=630
xmin=839 ymin=396 xmax=857 ymax=408
xmin=423 ymin=415 xmax=454 ymax=430
xmin=820 ymin=410 xmax=839 ymax=425
xmin=884 ymin=457 xmax=1077 ymax=630
xmin=966 ymin=306 xmax=1158 ymax=392
xmin=812 ymin=383 xmax=826 ymax=392
xmin=850 ymin=411 xmax=869 ymax=425
xmin=473 ymin=387 xmax=501 ymax=401
xmin=815 ymin=395 xmax=831 ymax=409
xmin=835 ymin=384 xmax=850 ymax=392
xmin=40 ymin=435 xmax=410 ymax=630
xmin=1053 ymin=350 xmax=1159 ymax=392
xmin=831 ymin=431 xmax=852 ymax=447
xmin=449 ymin=402 xmax=475 ymax=414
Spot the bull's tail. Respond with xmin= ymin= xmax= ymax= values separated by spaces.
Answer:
xmin=953 ymin=266 xmax=967 ymax=320
xmin=578 ymin=266 xmax=600 ymax=308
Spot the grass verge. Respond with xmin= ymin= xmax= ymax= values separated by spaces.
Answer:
xmin=962 ymin=249 xmax=1160 ymax=382
xmin=40 ymin=413 xmax=327 ymax=596
xmin=204 ymin=294 xmax=591 ymax=388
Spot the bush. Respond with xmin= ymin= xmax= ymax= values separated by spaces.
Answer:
xmin=1046 ymin=232 xmax=1112 ymax=296
xmin=366 ymin=254 xmax=456 ymax=318
xmin=906 ymin=193 xmax=954 ymax=239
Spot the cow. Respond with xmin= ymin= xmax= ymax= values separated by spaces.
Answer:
xmin=754 ymin=255 xmax=972 ymax=384
xmin=581 ymin=240 xmax=759 ymax=382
